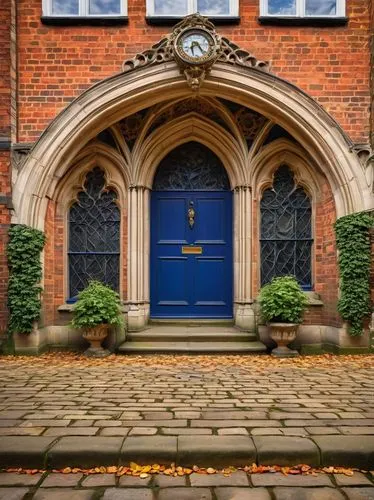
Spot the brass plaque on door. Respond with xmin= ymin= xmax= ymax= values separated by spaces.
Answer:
xmin=182 ymin=246 xmax=203 ymax=255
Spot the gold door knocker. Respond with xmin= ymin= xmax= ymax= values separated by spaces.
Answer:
xmin=188 ymin=201 xmax=195 ymax=229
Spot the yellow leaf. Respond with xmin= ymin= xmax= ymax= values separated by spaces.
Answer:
xmin=130 ymin=462 xmax=139 ymax=471
xmin=107 ymin=466 xmax=117 ymax=474
xmin=207 ymin=468 xmax=216 ymax=474
xmin=142 ymin=465 xmax=152 ymax=473
xmin=62 ymin=467 xmax=72 ymax=474
xmin=140 ymin=473 xmax=149 ymax=479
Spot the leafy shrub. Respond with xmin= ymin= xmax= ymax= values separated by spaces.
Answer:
xmin=71 ymin=281 xmax=123 ymax=329
xmin=259 ymin=275 xmax=308 ymax=324
xmin=7 ymin=225 xmax=46 ymax=334
xmin=334 ymin=213 xmax=373 ymax=336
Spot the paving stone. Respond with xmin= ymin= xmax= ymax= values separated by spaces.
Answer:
xmin=0 ymin=411 xmax=28 ymax=419
xmin=334 ymin=472 xmax=373 ymax=486
xmin=20 ymin=420 xmax=71 ymax=427
xmin=341 ymin=488 xmax=374 ymax=499
xmin=0 ymin=427 xmax=46 ymax=436
xmin=273 ymin=487 xmax=345 ymax=499
xmin=33 ymin=489 xmax=95 ymax=500
xmin=251 ymin=473 xmax=332 ymax=487
xmin=40 ymin=473 xmax=83 ymax=487
xmin=191 ymin=420 xmax=281 ymax=428
xmin=47 ymin=436 xmax=124 ymax=468
xmin=142 ymin=412 xmax=173 ymax=419
xmin=120 ymin=436 xmax=177 ymax=465
xmin=306 ymin=427 xmax=341 ymax=435
xmin=0 ymin=420 xmax=21 ymax=427
xmin=190 ymin=471 xmax=249 ymax=487
xmin=174 ymin=412 xmax=201 ymax=419
xmin=43 ymin=427 xmax=98 ymax=436
xmin=81 ymin=474 xmax=116 ymax=487
xmin=100 ymin=428 xmax=131 ymax=436
xmin=0 ymin=487 xmax=29 ymax=500
xmin=217 ymin=428 xmax=249 ymax=435
xmin=253 ymin=436 xmax=320 ymax=466
xmin=94 ymin=420 xmax=122 ymax=427
xmin=153 ymin=475 xmax=187 ymax=487
xmin=339 ymin=427 xmax=374 ymax=435
xmin=250 ymin=428 xmax=284 ymax=436
xmin=121 ymin=420 xmax=186 ymax=427
xmin=0 ymin=436 xmax=57 ymax=468
xmin=158 ymin=488 xmax=212 ymax=500
xmin=312 ymin=435 xmax=374 ymax=468
xmin=102 ymin=488 xmax=154 ymax=499
xmin=129 ymin=427 xmax=158 ymax=436
xmin=162 ymin=428 xmax=212 ymax=435
xmin=178 ymin=436 xmax=256 ymax=467
xmin=118 ymin=475 xmax=152 ymax=486
xmin=215 ymin=487 xmax=271 ymax=500
xmin=269 ymin=412 xmax=313 ymax=419
xmin=202 ymin=411 xmax=267 ymax=419
xmin=0 ymin=472 xmax=43 ymax=486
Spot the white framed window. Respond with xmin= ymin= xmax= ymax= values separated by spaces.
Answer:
xmin=146 ymin=0 xmax=239 ymax=18
xmin=260 ymin=0 xmax=345 ymax=17
xmin=43 ymin=0 xmax=127 ymax=17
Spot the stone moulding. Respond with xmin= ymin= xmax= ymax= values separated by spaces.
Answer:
xmin=122 ymin=14 xmax=270 ymax=76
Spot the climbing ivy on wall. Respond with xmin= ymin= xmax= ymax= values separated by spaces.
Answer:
xmin=334 ymin=213 xmax=373 ymax=336
xmin=7 ymin=225 xmax=46 ymax=334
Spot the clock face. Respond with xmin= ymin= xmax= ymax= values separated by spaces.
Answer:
xmin=176 ymin=29 xmax=216 ymax=64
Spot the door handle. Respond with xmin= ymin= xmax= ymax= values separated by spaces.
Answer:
xmin=188 ymin=201 xmax=195 ymax=229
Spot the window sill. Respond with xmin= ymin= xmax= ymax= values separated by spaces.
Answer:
xmin=258 ymin=16 xmax=348 ymax=26
xmin=146 ymin=16 xmax=240 ymax=26
xmin=41 ymin=16 xmax=128 ymax=26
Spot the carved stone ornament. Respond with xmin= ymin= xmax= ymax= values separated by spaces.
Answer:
xmin=122 ymin=13 xmax=269 ymax=90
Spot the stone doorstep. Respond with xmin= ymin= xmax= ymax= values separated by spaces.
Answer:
xmin=0 ymin=435 xmax=374 ymax=470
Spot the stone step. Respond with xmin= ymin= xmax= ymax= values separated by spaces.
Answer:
xmin=148 ymin=319 xmax=235 ymax=327
xmin=127 ymin=331 xmax=258 ymax=343
xmin=117 ymin=340 xmax=267 ymax=353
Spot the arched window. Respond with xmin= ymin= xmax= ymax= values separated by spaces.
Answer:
xmin=260 ymin=165 xmax=312 ymax=289
xmin=68 ymin=167 xmax=120 ymax=301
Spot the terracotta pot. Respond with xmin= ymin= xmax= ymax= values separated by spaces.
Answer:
xmin=82 ymin=324 xmax=110 ymax=357
xmin=269 ymin=322 xmax=299 ymax=358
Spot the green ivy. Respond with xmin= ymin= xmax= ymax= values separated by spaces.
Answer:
xmin=334 ymin=213 xmax=373 ymax=336
xmin=7 ymin=225 xmax=46 ymax=334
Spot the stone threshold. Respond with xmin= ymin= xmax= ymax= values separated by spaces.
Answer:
xmin=1 ymin=435 xmax=373 ymax=470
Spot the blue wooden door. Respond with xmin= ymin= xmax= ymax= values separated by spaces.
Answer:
xmin=151 ymin=191 xmax=233 ymax=318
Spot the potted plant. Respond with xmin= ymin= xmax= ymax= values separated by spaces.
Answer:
xmin=71 ymin=280 xmax=123 ymax=357
xmin=259 ymin=275 xmax=308 ymax=357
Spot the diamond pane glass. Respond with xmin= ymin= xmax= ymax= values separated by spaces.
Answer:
xmin=68 ymin=167 xmax=120 ymax=299
xmin=153 ymin=142 xmax=230 ymax=191
xmin=260 ymin=166 xmax=312 ymax=288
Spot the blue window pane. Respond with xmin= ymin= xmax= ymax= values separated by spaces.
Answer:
xmin=154 ymin=0 xmax=188 ymax=15
xmin=52 ymin=0 xmax=79 ymax=15
xmin=305 ymin=0 xmax=336 ymax=15
xmin=197 ymin=0 xmax=230 ymax=15
xmin=268 ymin=0 xmax=296 ymax=15
xmin=89 ymin=0 xmax=122 ymax=14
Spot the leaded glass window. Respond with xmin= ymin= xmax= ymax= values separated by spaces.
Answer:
xmin=68 ymin=167 xmax=120 ymax=301
xmin=153 ymin=142 xmax=230 ymax=191
xmin=260 ymin=166 xmax=312 ymax=289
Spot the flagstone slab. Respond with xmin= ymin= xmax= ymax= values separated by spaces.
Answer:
xmin=177 ymin=436 xmax=256 ymax=467
xmin=120 ymin=436 xmax=177 ymax=465
xmin=0 ymin=436 xmax=57 ymax=468
xmin=47 ymin=437 xmax=124 ymax=468
xmin=253 ymin=436 xmax=320 ymax=466
xmin=312 ymin=436 xmax=374 ymax=468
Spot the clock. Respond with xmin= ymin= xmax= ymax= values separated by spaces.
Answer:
xmin=174 ymin=28 xmax=218 ymax=65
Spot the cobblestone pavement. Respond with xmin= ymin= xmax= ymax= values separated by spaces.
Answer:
xmin=0 ymin=470 xmax=374 ymax=499
xmin=1 ymin=354 xmax=373 ymax=440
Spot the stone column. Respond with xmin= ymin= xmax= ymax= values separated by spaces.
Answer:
xmin=233 ymin=185 xmax=255 ymax=332
xmin=127 ymin=185 xmax=150 ymax=331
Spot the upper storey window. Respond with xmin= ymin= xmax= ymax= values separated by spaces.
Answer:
xmin=260 ymin=0 xmax=345 ymax=17
xmin=43 ymin=0 xmax=127 ymax=16
xmin=146 ymin=0 xmax=239 ymax=18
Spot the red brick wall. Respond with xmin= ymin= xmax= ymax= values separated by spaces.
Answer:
xmin=370 ymin=0 xmax=374 ymax=148
xmin=0 ymin=0 xmax=11 ymax=335
xmin=17 ymin=0 xmax=370 ymax=143
xmin=253 ymin=175 xmax=340 ymax=328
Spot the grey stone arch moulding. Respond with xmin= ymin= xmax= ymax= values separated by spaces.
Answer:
xmin=12 ymin=35 xmax=374 ymax=332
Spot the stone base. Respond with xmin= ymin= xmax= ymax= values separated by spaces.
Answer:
xmin=271 ymin=346 xmax=299 ymax=358
xmin=84 ymin=347 xmax=111 ymax=358
xmin=234 ymin=303 xmax=256 ymax=332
